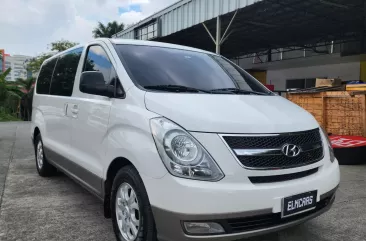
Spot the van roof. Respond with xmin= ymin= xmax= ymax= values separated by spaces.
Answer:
xmin=44 ymin=38 xmax=215 ymax=64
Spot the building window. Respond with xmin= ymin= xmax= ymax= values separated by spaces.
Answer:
xmin=135 ymin=21 xmax=158 ymax=40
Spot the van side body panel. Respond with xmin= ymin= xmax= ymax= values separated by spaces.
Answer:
xmin=104 ymin=87 xmax=168 ymax=180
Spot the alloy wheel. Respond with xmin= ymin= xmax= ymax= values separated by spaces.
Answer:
xmin=115 ymin=182 xmax=141 ymax=241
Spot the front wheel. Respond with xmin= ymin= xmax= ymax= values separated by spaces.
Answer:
xmin=111 ymin=166 xmax=157 ymax=241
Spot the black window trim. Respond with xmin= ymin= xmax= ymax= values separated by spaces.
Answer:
xmin=81 ymin=44 xmax=126 ymax=99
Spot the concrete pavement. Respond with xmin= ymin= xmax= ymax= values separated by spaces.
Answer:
xmin=1 ymin=122 xmax=366 ymax=241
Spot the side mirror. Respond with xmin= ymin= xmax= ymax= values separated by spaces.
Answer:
xmin=80 ymin=71 xmax=115 ymax=98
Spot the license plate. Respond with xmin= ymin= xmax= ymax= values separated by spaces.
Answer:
xmin=282 ymin=190 xmax=317 ymax=218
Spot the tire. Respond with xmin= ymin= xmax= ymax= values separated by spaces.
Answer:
xmin=34 ymin=134 xmax=57 ymax=177
xmin=111 ymin=166 xmax=157 ymax=241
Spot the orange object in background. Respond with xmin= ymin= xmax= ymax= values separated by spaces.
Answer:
xmin=0 ymin=49 xmax=10 ymax=72
xmin=248 ymin=70 xmax=267 ymax=85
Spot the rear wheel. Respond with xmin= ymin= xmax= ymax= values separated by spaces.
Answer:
xmin=34 ymin=134 xmax=57 ymax=177
xmin=111 ymin=166 xmax=157 ymax=241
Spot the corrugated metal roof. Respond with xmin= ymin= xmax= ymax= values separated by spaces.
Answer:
xmin=115 ymin=0 xmax=261 ymax=39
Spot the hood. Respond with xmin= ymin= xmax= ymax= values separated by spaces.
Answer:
xmin=145 ymin=92 xmax=319 ymax=133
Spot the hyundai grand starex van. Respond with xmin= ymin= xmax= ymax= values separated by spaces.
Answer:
xmin=31 ymin=38 xmax=340 ymax=241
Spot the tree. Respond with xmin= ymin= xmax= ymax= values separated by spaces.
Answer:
xmin=26 ymin=53 xmax=53 ymax=75
xmin=0 ymin=68 xmax=23 ymax=116
xmin=15 ymin=77 xmax=35 ymax=92
xmin=92 ymin=21 xmax=124 ymax=38
xmin=50 ymin=39 xmax=78 ymax=52
xmin=0 ymin=68 xmax=23 ymax=98
xmin=26 ymin=39 xmax=78 ymax=75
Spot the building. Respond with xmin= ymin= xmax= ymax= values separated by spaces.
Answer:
xmin=4 ymin=55 xmax=33 ymax=81
xmin=114 ymin=0 xmax=364 ymax=92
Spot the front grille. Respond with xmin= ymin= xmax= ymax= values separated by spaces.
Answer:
xmin=223 ymin=129 xmax=322 ymax=149
xmin=248 ymin=168 xmax=318 ymax=184
xmin=225 ymin=195 xmax=333 ymax=234
xmin=222 ymin=128 xmax=324 ymax=169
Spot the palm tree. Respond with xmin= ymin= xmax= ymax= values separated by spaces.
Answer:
xmin=0 ymin=68 xmax=22 ymax=99
xmin=15 ymin=77 xmax=35 ymax=93
xmin=92 ymin=21 xmax=125 ymax=38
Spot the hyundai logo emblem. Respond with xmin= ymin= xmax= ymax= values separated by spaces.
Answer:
xmin=282 ymin=144 xmax=301 ymax=157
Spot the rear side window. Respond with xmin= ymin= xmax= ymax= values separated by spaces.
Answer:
xmin=36 ymin=58 xmax=57 ymax=94
xmin=50 ymin=47 xmax=83 ymax=96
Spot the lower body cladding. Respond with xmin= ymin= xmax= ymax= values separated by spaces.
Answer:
xmin=144 ymin=161 xmax=340 ymax=241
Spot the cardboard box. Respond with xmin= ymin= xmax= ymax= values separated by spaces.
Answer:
xmin=315 ymin=78 xmax=342 ymax=87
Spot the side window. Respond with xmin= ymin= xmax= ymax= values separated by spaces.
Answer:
xmin=81 ymin=45 xmax=124 ymax=98
xmin=50 ymin=48 xmax=83 ymax=96
xmin=36 ymin=58 xmax=57 ymax=94
xmin=83 ymin=45 xmax=113 ymax=85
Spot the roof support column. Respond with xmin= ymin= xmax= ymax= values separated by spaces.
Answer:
xmin=216 ymin=15 xmax=221 ymax=54
xmin=202 ymin=10 xmax=238 ymax=55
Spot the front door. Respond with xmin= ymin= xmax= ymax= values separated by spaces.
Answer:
xmin=69 ymin=44 xmax=117 ymax=195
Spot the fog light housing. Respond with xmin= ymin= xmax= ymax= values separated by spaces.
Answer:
xmin=183 ymin=222 xmax=225 ymax=235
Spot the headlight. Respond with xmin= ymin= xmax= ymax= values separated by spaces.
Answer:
xmin=320 ymin=127 xmax=335 ymax=163
xmin=150 ymin=117 xmax=224 ymax=181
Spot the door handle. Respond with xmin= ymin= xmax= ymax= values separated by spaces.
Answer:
xmin=71 ymin=105 xmax=79 ymax=114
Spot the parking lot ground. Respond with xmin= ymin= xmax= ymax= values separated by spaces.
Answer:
xmin=1 ymin=122 xmax=366 ymax=241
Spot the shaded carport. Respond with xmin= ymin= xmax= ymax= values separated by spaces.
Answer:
xmin=156 ymin=0 xmax=365 ymax=58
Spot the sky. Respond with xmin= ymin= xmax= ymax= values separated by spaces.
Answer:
xmin=0 ymin=0 xmax=177 ymax=57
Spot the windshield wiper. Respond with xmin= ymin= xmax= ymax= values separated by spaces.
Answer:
xmin=144 ymin=85 xmax=209 ymax=93
xmin=209 ymin=88 xmax=269 ymax=95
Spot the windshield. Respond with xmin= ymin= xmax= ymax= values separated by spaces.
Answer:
xmin=115 ymin=45 xmax=271 ymax=95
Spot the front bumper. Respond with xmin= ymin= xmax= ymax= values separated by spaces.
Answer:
xmin=153 ymin=188 xmax=336 ymax=241
xmin=143 ymin=158 xmax=340 ymax=241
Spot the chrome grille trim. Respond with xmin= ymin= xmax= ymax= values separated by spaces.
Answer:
xmin=220 ymin=129 xmax=324 ymax=170
xmin=233 ymin=142 xmax=323 ymax=157
xmin=233 ymin=148 xmax=281 ymax=156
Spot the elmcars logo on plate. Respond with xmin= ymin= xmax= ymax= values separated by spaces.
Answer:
xmin=282 ymin=144 xmax=301 ymax=157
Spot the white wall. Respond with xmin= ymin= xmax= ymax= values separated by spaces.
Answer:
xmin=266 ymin=62 xmax=360 ymax=90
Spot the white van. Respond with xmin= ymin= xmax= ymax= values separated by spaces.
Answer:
xmin=31 ymin=38 xmax=340 ymax=241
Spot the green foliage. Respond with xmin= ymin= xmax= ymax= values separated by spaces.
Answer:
xmin=0 ymin=109 xmax=19 ymax=122
xmin=0 ymin=68 xmax=22 ymax=118
xmin=93 ymin=21 xmax=124 ymax=38
xmin=50 ymin=39 xmax=78 ymax=52
xmin=0 ymin=68 xmax=11 ymax=81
